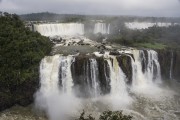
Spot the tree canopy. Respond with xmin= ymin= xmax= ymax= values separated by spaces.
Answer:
xmin=0 ymin=12 xmax=52 ymax=91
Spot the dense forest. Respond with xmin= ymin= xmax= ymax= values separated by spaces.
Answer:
xmin=20 ymin=12 xmax=86 ymax=22
xmin=106 ymin=25 xmax=180 ymax=50
xmin=0 ymin=12 xmax=52 ymax=110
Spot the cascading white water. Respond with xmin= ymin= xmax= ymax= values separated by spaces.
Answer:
xmin=125 ymin=22 xmax=173 ymax=30
xmin=37 ymin=55 xmax=61 ymax=96
xmin=59 ymin=56 xmax=74 ymax=95
xmin=35 ymin=55 xmax=79 ymax=120
xmin=37 ymin=50 xmax=162 ymax=100
xmin=105 ymin=56 xmax=132 ymax=110
xmin=34 ymin=23 xmax=84 ymax=36
xmin=107 ymin=24 xmax=110 ymax=34
xmin=170 ymin=52 xmax=174 ymax=80
xmin=89 ymin=59 xmax=100 ymax=97
xmin=35 ymin=55 xmax=75 ymax=102
xmin=94 ymin=23 xmax=110 ymax=34
xmin=106 ymin=56 xmax=128 ymax=96
xmin=146 ymin=50 xmax=161 ymax=83
xmin=128 ymin=49 xmax=162 ymax=94
xmin=130 ymin=50 xmax=147 ymax=86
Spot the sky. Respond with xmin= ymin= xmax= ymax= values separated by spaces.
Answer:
xmin=0 ymin=0 xmax=180 ymax=17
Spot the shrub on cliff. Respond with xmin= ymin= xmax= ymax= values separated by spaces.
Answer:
xmin=76 ymin=110 xmax=132 ymax=120
xmin=0 ymin=12 xmax=52 ymax=110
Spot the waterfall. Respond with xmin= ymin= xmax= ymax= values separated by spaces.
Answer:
xmin=105 ymin=56 xmax=132 ymax=110
xmin=89 ymin=59 xmax=100 ymax=97
xmin=35 ymin=55 xmax=81 ymax=120
xmin=131 ymin=50 xmax=147 ymax=86
xmin=129 ymin=50 xmax=161 ymax=89
xmin=35 ymin=50 xmax=168 ymax=119
xmin=106 ymin=56 xmax=128 ymax=96
xmin=94 ymin=23 xmax=110 ymax=34
xmin=59 ymin=56 xmax=74 ymax=95
xmin=125 ymin=22 xmax=173 ymax=29
xmin=35 ymin=55 xmax=74 ymax=96
xmin=146 ymin=50 xmax=161 ymax=83
xmin=38 ymin=55 xmax=61 ymax=95
xmin=108 ymin=24 xmax=110 ymax=34
xmin=170 ymin=52 xmax=174 ymax=80
xmin=36 ymin=50 xmax=162 ymax=98
xmin=34 ymin=23 xmax=84 ymax=36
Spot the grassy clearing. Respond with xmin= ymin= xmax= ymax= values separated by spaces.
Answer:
xmin=133 ymin=43 xmax=167 ymax=49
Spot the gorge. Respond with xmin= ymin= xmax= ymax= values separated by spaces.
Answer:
xmin=0 ymin=16 xmax=180 ymax=120
xmin=33 ymin=48 xmax=180 ymax=120
xmin=31 ymin=22 xmax=180 ymax=120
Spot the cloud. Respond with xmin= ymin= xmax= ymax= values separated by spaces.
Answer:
xmin=0 ymin=0 xmax=21 ymax=12
xmin=0 ymin=0 xmax=180 ymax=17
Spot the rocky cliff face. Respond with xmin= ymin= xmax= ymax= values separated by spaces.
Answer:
xmin=157 ymin=50 xmax=180 ymax=82
xmin=70 ymin=54 xmax=135 ymax=98
xmin=173 ymin=51 xmax=180 ymax=81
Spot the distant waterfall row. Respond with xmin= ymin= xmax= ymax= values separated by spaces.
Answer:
xmin=33 ymin=22 xmax=179 ymax=36
xmin=94 ymin=23 xmax=110 ymax=34
xmin=33 ymin=23 xmax=84 ymax=36
xmin=37 ymin=50 xmax=161 ymax=98
xmin=125 ymin=22 xmax=179 ymax=29
xmin=33 ymin=23 xmax=110 ymax=36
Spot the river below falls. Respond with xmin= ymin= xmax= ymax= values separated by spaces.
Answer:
xmin=1 ymin=85 xmax=180 ymax=120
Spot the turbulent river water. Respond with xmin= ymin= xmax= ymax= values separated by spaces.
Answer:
xmin=0 ymin=82 xmax=180 ymax=120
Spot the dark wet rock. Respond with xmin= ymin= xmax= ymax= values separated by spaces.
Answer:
xmin=77 ymin=40 xmax=84 ymax=45
xmin=71 ymin=56 xmax=92 ymax=97
xmin=127 ymin=53 xmax=135 ymax=61
xmin=157 ymin=49 xmax=180 ymax=82
xmin=97 ymin=57 xmax=111 ymax=95
xmin=116 ymin=55 xmax=133 ymax=84
xmin=71 ymin=56 xmax=111 ymax=97
xmin=109 ymin=51 xmax=120 ymax=55
xmin=157 ymin=50 xmax=172 ymax=81
xmin=99 ymin=50 xmax=105 ymax=54
xmin=140 ymin=50 xmax=148 ymax=73
xmin=173 ymin=50 xmax=180 ymax=81
xmin=96 ymin=45 xmax=106 ymax=50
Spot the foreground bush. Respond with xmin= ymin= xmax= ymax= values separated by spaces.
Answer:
xmin=76 ymin=110 xmax=132 ymax=120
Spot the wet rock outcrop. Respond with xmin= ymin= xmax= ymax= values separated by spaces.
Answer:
xmin=173 ymin=51 xmax=180 ymax=81
xmin=157 ymin=49 xmax=180 ymax=82
xmin=70 ymin=54 xmax=133 ymax=97
xmin=71 ymin=55 xmax=111 ymax=97
xmin=117 ymin=55 xmax=133 ymax=84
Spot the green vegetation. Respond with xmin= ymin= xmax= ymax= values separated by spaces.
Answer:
xmin=20 ymin=12 xmax=86 ymax=22
xmin=76 ymin=110 xmax=132 ymax=120
xmin=0 ymin=12 xmax=52 ymax=108
xmin=133 ymin=43 xmax=167 ymax=49
xmin=107 ymin=25 xmax=180 ymax=50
